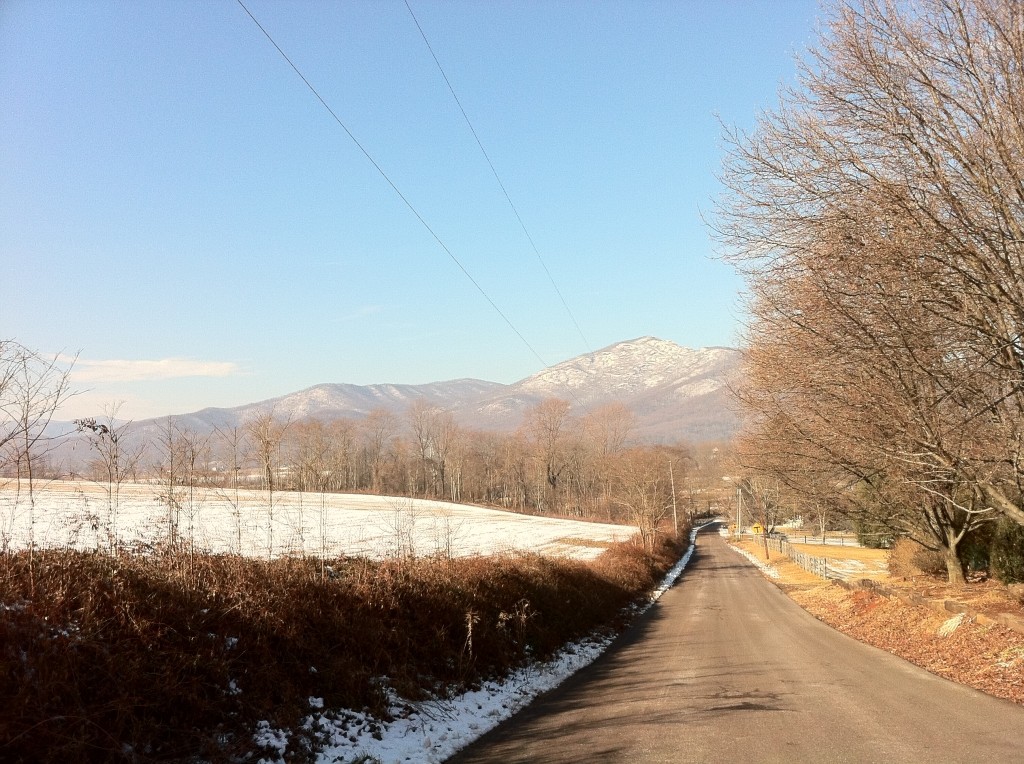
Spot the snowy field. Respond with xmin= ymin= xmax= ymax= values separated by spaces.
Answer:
xmin=0 ymin=481 xmax=636 ymax=561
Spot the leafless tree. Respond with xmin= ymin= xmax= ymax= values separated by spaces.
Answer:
xmin=715 ymin=0 xmax=1024 ymax=582
xmin=0 ymin=343 xmax=75 ymax=587
xmin=75 ymin=403 xmax=143 ymax=554
xmin=361 ymin=408 xmax=396 ymax=494
xmin=612 ymin=447 xmax=678 ymax=552
xmin=213 ymin=425 xmax=248 ymax=553
xmin=407 ymin=400 xmax=460 ymax=498
xmin=523 ymin=398 xmax=576 ymax=511
xmin=245 ymin=408 xmax=291 ymax=559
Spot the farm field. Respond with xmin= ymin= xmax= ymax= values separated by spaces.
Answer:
xmin=0 ymin=480 xmax=636 ymax=560
xmin=730 ymin=534 xmax=889 ymax=581
xmin=789 ymin=540 xmax=889 ymax=579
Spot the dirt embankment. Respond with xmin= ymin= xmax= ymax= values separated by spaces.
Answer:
xmin=732 ymin=538 xmax=1024 ymax=705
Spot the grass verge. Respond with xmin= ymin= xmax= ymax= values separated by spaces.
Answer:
xmin=1 ymin=536 xmax=682 ymax=763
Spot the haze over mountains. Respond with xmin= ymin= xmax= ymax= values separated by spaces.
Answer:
xmin=147 ymin=337 xmax=740 ymax=444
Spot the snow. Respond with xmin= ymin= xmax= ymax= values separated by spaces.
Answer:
xmin=724 ymin=531 xmax=781 ymax=579
xmin=517 ymin=337 xmax=736 ymax=402
xmin=1 ymin=478 xmax=713 ymax=762
xmin=0 ymin=481 xmax=634 ymax=561
xmin=248 ymin=522 xmax=714 ymax=763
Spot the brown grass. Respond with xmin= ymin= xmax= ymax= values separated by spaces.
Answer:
xmin=789 ymin=542 xmax=888 ymax=564
xmin=0 ymin=534 xmax=684 ymax=763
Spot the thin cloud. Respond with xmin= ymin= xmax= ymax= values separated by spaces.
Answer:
xmin=69 ymin=357 xmax=240 ymax=383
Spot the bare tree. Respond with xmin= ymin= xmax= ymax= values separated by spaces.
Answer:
xmin=361 ymin=408 xmax=396 ymax=494
xmin=0 ymin=343 xmax=75 ymax=587
xmin=523 ymin=398 xmax=575 ymax=512
xmin=213 ymin=425 xmax=248 ymax=553
xmin=245 ymin=409 xmax=291 ymax=559
xmin=75 ymin=403 xmax=143 ymax=554
xmin=612 ymin=447 xmax=677 ymax=552
xmin=714 ymin=0 xmax=1024 ymax=582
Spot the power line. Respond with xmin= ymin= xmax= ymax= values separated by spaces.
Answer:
xmin=235 ymin=0 xmax=549 ymax=370
xmin=403 ymin=0 xmax=592 ymax=355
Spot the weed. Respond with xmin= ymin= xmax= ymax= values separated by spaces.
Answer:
xmin=1 ymin=536 xmax=683 ymax=762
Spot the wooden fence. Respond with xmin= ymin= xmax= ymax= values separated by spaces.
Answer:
xmin=759 ymin=533 xmax=836 ymax=580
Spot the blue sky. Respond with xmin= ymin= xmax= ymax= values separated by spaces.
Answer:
xmin=2 ymin=0 xmax=819 ymax=420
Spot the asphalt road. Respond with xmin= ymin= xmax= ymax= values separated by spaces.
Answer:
xmin=449 ymin=525 xmax=1024 ymax=763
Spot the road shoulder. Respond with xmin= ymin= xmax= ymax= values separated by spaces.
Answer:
xmin=728 ymin=537 xmax=1024 ymax=705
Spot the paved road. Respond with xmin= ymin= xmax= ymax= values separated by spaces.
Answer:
xmin=449 ymin=525 xmax=1024 ymax=763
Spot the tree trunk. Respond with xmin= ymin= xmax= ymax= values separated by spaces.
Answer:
xmin=943 ymin=544 xmax=966 ymax=587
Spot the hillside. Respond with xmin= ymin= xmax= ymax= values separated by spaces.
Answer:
xmin=69 ymin=337 xmax=741 ymax=450
xmin=456 ymin=337 xmax=740 ymax=441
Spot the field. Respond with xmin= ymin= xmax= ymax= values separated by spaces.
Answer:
xmin=789 ymin=540 xmax=889 ymax=579
xmin=0 ymin=480 xmax=635 ymax=560
xmin=731 ymin=534 xmax=889 ymax=581
xmin=0 ymin=484 xmax=676 ymax=763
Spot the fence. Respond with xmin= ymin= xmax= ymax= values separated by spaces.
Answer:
xmin=757 ymin=533 xmax=837 ymax=580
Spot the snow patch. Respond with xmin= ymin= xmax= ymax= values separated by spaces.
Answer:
xmin=729 ymin=543 xmax=781 ymax=579
xmin=248 ymin=522 xmax=715 ymax=763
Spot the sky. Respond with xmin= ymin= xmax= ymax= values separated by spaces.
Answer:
xmin=2 ymin=0 xmax=821 ymax=421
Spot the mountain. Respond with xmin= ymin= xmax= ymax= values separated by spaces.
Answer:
xmin=162 ymin=379 xmax=507 ymax=434
xmin=61 ymin=337 xmax=740 ymax=456
xmin=150 ymin=336 xmax=740 ymax=443
xmin=458 ymin=337 xmax=740 ymax=441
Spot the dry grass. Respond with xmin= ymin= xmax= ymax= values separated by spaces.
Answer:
xmin=733 ymin=536 xmax=888 ymax=583
xmin=735 ymin=537 xmax=1024 ymax=705
xmin=0 ymin=533 xmax=684 ymax=763
xmin=550 ymin=537 xmax=617 ymax=549
xmin=789 ymin=542 xmax=888 ymax=564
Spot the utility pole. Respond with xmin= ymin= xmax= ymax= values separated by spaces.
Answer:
xmin=669 ymin=459 xmax=678 ymax=536
xmin=736 ymin=487 xmax=742 ymax=539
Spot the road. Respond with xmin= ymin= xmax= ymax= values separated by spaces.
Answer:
xmin=449 ymin=525 xmax=1024 ymax=763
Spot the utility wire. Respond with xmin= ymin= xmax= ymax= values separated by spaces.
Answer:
xmin=403 ymin=0 xmax=592 ymax=354
xmin=235 ymin=0 xmax=549 ymax=369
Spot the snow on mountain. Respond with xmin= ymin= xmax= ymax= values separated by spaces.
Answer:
xmin=59 ymin=337 xmax=740 ymax=453
xmin=515 ymin=336 xmax=737 ymax=403
xmin=456 ymin=337 xmax=741 ymax=441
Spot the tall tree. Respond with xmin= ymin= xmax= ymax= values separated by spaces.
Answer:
xmin=245 ymin=409 xmax=291 ymax=558
xmin=0 ymin=342 xmax=74 ymax=586
xmin=523 ymin=398 xmax=575 ymax=511
xmin=715 ymin=0 xmax=1024 ymax=581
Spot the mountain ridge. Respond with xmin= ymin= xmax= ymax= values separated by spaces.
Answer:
xmin=124 ymin=336 xmax=741 ymax=444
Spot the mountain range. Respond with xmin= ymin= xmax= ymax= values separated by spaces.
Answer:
xmin=144 ymin=336 xmax=741 ymax=444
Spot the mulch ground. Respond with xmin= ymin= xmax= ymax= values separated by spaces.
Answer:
xmin=788 ymin=584 xmax=1024 ymax=704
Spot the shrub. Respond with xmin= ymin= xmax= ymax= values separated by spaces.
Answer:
xmin=887 ymin=537 xmax=945 ymax=579
xmin=887 ymin=537 xmax=918 ymax=578
xmin=0 ymin=537 xmax=683 ymax=762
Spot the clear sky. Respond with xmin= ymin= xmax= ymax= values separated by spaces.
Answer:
xmin=2 ymin=0 xmax=820 ymax=420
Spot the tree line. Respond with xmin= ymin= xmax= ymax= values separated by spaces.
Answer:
xmin=716 ymin=0 xmax=1024 ymax=584
xmin=87 ymin=399 xmax=710 ymax=551
xmin=0 ymin=342 xmax=728 ymax=553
